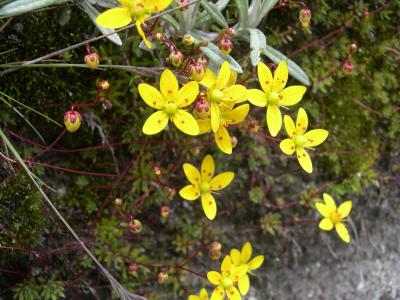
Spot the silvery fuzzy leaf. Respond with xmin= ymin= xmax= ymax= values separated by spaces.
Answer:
xmin=200 ymin=42 xmax=243 ymax=73
xmin=194 ymin=0 xmax=230 ymax=27
xmin=200 ymin=0 xmax=228 ymax=28
xmin=249 ymin=28 xmax=267 ymax=66
xmin=234 ymin=0 xmax=249 ymax=29
xmin=0 ymin=0 xmax=68 ymax=17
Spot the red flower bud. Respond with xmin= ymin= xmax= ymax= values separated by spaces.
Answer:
xmin=188 ymin=63 xmax=205 ymax=81
xmin=158 ymin=272 xmax=168 ymax=284
xmin=84 ymin=52 xmax=100 ymax=69
xmin=299 ymin=8 xmax=312 ymax=28
xmin=194 ymin=98 xmax=210 ymax=119
xmin=160 ymin=206 xmax=170 ymax=218
xmin=153 ymin=165 xmax=161 ymax=176
xmin=342 ymin=60 xmax=354 ymax=75
xmin=129 ymin=219 xmax=142 ymax=234
xmin=219 ymin=38 xmax=233 ymax=55
xmin=64 ymin=110 xmax=82 ymax=133
xmin=169 ymin=51 xmax=184 ymax=67
xmin=129 ymin=263 xmax=138 ymax=273
xmin=98 ymin=80 xmax=110 ymax=90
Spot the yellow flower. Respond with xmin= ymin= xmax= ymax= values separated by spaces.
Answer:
xmin=246 ymin=61 xmax=307 ymax=136
xmin=316 ymin=194 xmax=352 ymax=243
xmin=279 ymin=108 xmax=328 ymax=173
xmin=197 ymin=104 xmax=250 ymax=154
xmin=200 ymin=62 xmax=246 ymax=133
xmin=207 ymin=256 xmax=247 ymax=300
xmin=188 ymin=288 xmax=209 ymax=300
xmin=179 ymin=155 xmax=234 ymax=220
xmin=138 ymin=69 xmax=200 ymax=136
xmin=96 ymin=0 xmax=172 ymax=48
xmin=230 ymin=242 xmax=264 ymax=296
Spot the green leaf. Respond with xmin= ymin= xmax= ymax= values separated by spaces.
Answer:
xmin=161 ymin=14 xmax=180 ymax=32
xmin=200 ymin=42 xmax=243 ymax=73
xmin=234 ymin=0 xmax=248 ymax=28
xmin=262 ymin=46 xmax=310 ymax=86
xmin=0 ymin=0 xmax=68 ymax=17
xmin=194 ymin=0 xmax=230 ymax=27
xmin=248 ymin=28 xmax=267 ymax=66
xmin=80 ymin=0 xmax=122 ymax=46
xmin=200 ymin=0 xmax=228 ymax=28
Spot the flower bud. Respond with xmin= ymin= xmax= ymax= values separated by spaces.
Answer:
xmin=182 ymin=34 xmax=195 ymax=46
xmin=129 ymin=263 xmax=138 ymax=273
xmin=342 ymin=60 xmax=353 ymax=75
xmin=98 ymin=80 xmax=110 ymax=90
xmin=210 ymin=241 xmax=222 ymax=251
xmin=158 ymin=272 xmax=168 ymax=284
xmin=299 ymin=8 xmax=312 ymax=28
xmin=129 ymin=219 xmax=142 ymax=234
xmin=167 ymin=188 xmax=176 ymax=200
xmin=231 ymin=136 xmax=238 ymax=149
xmin=64 ymin=110 xmax=82 ymax=133
xmin=209 ymin=248 xmax=221 ymax=260
xmin=153 ymin=165 xmax=161 ymax=176
xmin=194 ymin=99 xmax=210 ymax=119
xmin=84 ymin=52 xmax=100 ymax=69
xmin=188 ymin=63 xmax=205 ymax=82
xmin=155 ymin=32 xmax=164 ymax=41
xmin=178 ymin=0 xmax=189 ymax=11
xmin=169 ymin=51 xmax=184 ymax=67
xmin=226 ymin=28 xmax=236 ymax=36
xmin=197 ymin=57 xmax=208 ymax=67
xmin=114 ymin=198 xmax=123 ymax=207
xmin=192 ymin=147 xmax=200 ymax=156
xmin=349 ymin=43 xmax=358 ymax=54
xmin=248 ymin=119 xmax=260 ymax=132
xmin=219 ymin=38 xmax=233 ymax=55
xmin=160 ymin=206 xmax=170 ymax=218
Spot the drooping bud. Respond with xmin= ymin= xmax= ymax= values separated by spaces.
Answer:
xmin=348 ymin=43 xmax=358 ymax=54
xmin=129 ymin=219 xmax=142 ymax=234
xmin=64 ymin=110 xmax=82 ymax=133
xmin=197 ymin=57 xmax=208 ymax=67
xmin=342 ymin=60 xmax=353 ymax=75
xmin=98 ymin=80 xmax=110 ymax=90
xmin=299 ymin=8 xmax=312 ymax=28
xmin=114 ymin=198 xmax=123 ymax=207
xmin=192 ymin=147 xmax=200 ymax=156
xmin=84 ymin=52 xmax=100 ymax=69
xmin=210 ymin=241 xmax=222 ymax=251
xmin=158 ymin=272 xmax=168 ymax=284
xmin=208 ymin=242 xmax=222 ymax=260
xmin=153 ymin=165 xmax=161 ymax=176
xmin=231 ymin=136 xmax=238 ymax=148
xmin=160 ymin=206 xmax=170 ymax=218
xmin=188 ymin=63 xmax=205 ymax=82
xmin=169 ymin=51 xmax=184 ymax=67
xmin=129 ymin=263 xmax=138 ymax=273
xmin=182 ymin=34 xmax=195 ymax=46
xmin=219 ymin=38 xmax=233 ymax=55
xmin=155 ymin=32 xmax=164 ymax=41
xmin=194 ymin=98 xmax=210 ymax=119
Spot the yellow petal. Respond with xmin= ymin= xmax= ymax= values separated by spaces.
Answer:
xmin=211 ymin=101 xmax=221 ymax=133
xmin=207 ymin=271 xmax=222 ymax=285
xmin=179 ymin=185 xmax=200 ymax=201
xmin=295 ymin=108 xmax=308 ymax=134
xmin=138 ymin=83 xmax=165 ymax=109
xmin=230 ymin=249 xmax=241 ymax=265
xmin=257 ymin=62 xmax=273 ymax=94
xmin=201 ymin=193 xmax=217 ymax=220
xmin=272 ymin=60 xmax=288 ymax=93
xmin=216 ymin=61 xmax=231 ymax=89
xmin=223 ymin=85 xmax=247 ymax=103
xmin=231 ymin=265 xmax=247 ymax=282
xmin=246 ymin=89 xmax=267 ymax=107
xmin=96 ymin=7 xmax=132 ymax=29
xmin=337 ymin=201 xmax=352 ymax=218
xmin=177 ymin=81 xmax=199 ymax=108
xmin=183 ymin=163 xmax=201 ymax=185
xmin=240 ymin=242 xmax=252 ymax=263
xmin=135 ymin=17 xmax=152 ymax=49
xmin=228 ymin=70 xmax=237 ymax=86
xmin=211 ymin=286 xmax=225 ymax=300
xmin=266 ymin=104 xmax=282 ymax=137
xmin=151 ymin=0 xmax=173 ymax=12
xmin=200 ymin=69 xmax=217 ymax=88
xmin=199 ymin=288 xmax=208 ymax=300
xmin=323 ymin=193 xmax=337 ymax=211
xmin=221 ymin=255 xmax=232 ymax=273
xmin=188 ymin=296 xmax=200 ymax=300
xmin=319 ymin=218 xmax=334 ymax=230
xmin=172 ymin=110 xmax=200 ymax=136
xmin=226 ymin=286 xmax=241 ymax=300
xmin=225 ymin=104 xmax=250 ymax=125
xmin=214 ymin=127 xmax=232 ymax=154
xmin=279 ymin=86 xmax=307 ymax=106
xmin=296 ymin=147 xmax=312 ymax=173
xmin=238 ymin=274 xmax=250 ymax=295
xmin=280 ymin=138 xmax=295 ymax=155
xmin=335 ymin=223 xmax=350 ymax=243
xmin=248 ymin=255 xmax=264 ymax=270
xmin=142 ymin=111 xmax=168 ymax=135
xmin=315 ymin=202 xmax=331 ymax=218
xmin=304 ymin=129 xmax=329 ymax=147
xmin=201 ymin=155 xmax=215 ymax=182
xmin=197 ymin=118 xmax=212 ymax=134
xmin=283 ymin=115 xmax=296 ymax=138
xmin=160 ymin=69 xmax=179 ymax=101
xmin=209 ymin=172 xmax=234 ymax=190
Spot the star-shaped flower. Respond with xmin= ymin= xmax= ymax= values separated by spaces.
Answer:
xmin=279 ymin=108 xmax=328 ymax=173
xmin=179 ymin=155 xmax=234 ymax=220
xmin=246 ymin=61 xmax=307 ymax=136
xmin=96 ymin=0 xmax=172 ymax=48
xmin=315 ymin=193 xmax=352 ymax=243
xmin=138 ymin=69 xmax=200 ymax=136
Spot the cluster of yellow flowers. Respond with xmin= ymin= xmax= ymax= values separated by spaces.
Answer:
xmin=189 ymin=242 xmax=264 ymax=300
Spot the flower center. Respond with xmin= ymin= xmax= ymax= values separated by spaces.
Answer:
xmin=222 ymin=277 xmax=233 ymax=289
xmin=199 ymin=182 xmax=210 ymax=193
xmin=164 ymin=102 xmax=177 ymax=115
xmin=294 ymin=135 xmax=307 ymax=147
xmin=268 ymin=91 xmax=280 ymax=105
xmin=330 ymin=211 xmax=342 ymax=224
xmin=210 ymin=89 xmax=224 ymax=103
